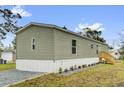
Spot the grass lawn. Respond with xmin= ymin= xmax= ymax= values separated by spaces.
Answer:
xmin=11 ymin=60 xmax=124 ymax=87
xmin=0 ymin=63 xmax=16 ymax=71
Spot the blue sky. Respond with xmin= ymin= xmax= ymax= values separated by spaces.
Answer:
xmin=2 ymin=5 xmax=124 ymax=49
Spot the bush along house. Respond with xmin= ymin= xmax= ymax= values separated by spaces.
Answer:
xmin=16 ymin=22 xmax=108 ymax=73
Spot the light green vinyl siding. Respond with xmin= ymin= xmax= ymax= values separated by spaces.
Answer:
xmin=54 ymin=29 xmax=108 ymax=60
xmin=16 ymin=25 xmax=108 ymax=60
xmin=16 ymin=25 xmax=54 ymax=60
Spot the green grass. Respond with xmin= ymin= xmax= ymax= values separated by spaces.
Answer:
xmin=0 ymin=63 xmax=16 ymax=71
xmin=11 ymin=60 xmax=124 ymax=87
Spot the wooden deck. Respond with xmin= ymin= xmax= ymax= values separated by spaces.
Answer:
xmin=99 ymin=51 xmax=116 ymax=65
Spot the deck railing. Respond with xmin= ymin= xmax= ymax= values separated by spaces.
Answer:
xmin=99 ymin=51 xmax=115 ymax=65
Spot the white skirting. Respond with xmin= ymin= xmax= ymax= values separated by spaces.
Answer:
xmin=16 ymin=57 xmax=99 ymax=73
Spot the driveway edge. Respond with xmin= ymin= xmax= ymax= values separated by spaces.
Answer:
xmin=4 ymin=72 xmax=47 ymax=87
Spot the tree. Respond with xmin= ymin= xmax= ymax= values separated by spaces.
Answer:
xmin=108 ymin=46 xmax=113 ymax=50
xmin=0 ymin=6 xmax=22 ymax=40
xmin=119 ymin=30 xmax=124 ymax=59
xmin=0 ymin=6 xmax=22 ymax=51
xmin=0 ymin=41 xmax=3 ymax=58
xmin=119 ymin=45 xmax=124 ymax=59
xmin=12 ymin=37 xmax=16 ymax=50
xmin=4 ymin=44 xmax=13 ymax=51
xmin=0 ymin=6 xmax=21 ymax=58
xmin=83 ymin=27 xmax=106 ymax=43
xmin=0 ymin=41 xmax=4 ymax=49
xmin=62 ymin=26 xmax=67 ymax=30
xmin=84 ymin=28 xmax=94 ymax=38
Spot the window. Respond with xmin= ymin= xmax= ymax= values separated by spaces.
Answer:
xmin=115 ymin=52 xmax=118 ymax=55
xmin=72 ymin=47 xmax=76 ymax=54
xmin=31 ymin=38 xmax=35 ymax=50
xmin=96 ymin=50 xmax=98 ymax=54
xmin=32 ymin=44 xmax=35 ymax=50
xmin=91 ymin=44 xmax=93 ymax=49
xmin=72 ymin=40 xmax=76 ymax=54
xmin=96 ymin=45 xmax=98 ymax=48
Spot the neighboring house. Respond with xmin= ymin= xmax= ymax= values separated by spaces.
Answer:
xmin=16 ymin=22 xmax=108 ymax=73
xmin=1 ymin=50 xmax=16 ymax=63
xmin=109 ymin=49 xmax=120 ymax=60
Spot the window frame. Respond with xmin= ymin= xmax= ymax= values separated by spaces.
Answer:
xmin=96 ymin=49 xmax=99 ymax=54
xmin=96 ymin=45 xmax=99 ymax=48
xmin=72 ymin=39 xmax=77 ymax=54
xmin=91 ymin=44 xmax=93 ymax=49
xmin=31 ymin=37 xmax=36 ymax=51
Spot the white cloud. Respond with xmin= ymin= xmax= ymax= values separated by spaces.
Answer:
xmin=75 ymin=23 xmax=89 ymax=32
xmin=75 ymin=28 xmax=79 ymax=32
xmin=120 ymin=29 xmax=124 ymax=35
xmin=75 ymin=22 xmax=105 ymax=32
xmin=11 ymin=5 xmax=32 ymax=17
xmin=88 ymin=23 xmax=104 ymax=31
xmin=97 ymin=27 xmax=105 ymax=31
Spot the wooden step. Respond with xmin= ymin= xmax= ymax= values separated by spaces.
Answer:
xmin=99 ymin=51 xmax=116 ymax=65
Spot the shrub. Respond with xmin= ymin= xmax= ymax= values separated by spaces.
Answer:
xmin=64 ymin=69 xmax=68 ymax=73
xmin=82 ymin=65 xmax=87 ymax=68
xmin=82 ymin=65 xmax=85 ymax=68
xmin=91 ymin=64 xmax=94 ymax=66
xmin=78 ymin=66 xmax=81 ymax=69
xmin=85 ymin=65 xmax=87 ymax=67
xmin=59 ymin=67 xmax=62 ymax=74
xmin=88 ymin=64 xmax=91 ymax=67
xmin=70 ymin=66 xmax=74 ymax=71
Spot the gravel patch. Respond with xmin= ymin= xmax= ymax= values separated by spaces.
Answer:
xmin=0 ymin=69 xmax=43 ymax=87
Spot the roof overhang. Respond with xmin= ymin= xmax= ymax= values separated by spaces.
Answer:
xmin=15 ymin=22 xmax=108 ymax=46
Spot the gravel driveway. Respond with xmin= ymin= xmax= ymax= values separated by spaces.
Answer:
xmin=0 ymin=69 xmax=43 ymax=87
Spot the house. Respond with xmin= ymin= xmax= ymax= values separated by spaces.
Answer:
xmin=109 ymin=49 xmax=120 ymax=60
xmin=1 ymin=50 xmax=16 ymax=63
xmin=16 ymin=22 xmax=108 ymax=73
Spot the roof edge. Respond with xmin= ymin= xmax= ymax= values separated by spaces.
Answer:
xmin=15 ymin=22 xmax=108 ymax=46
